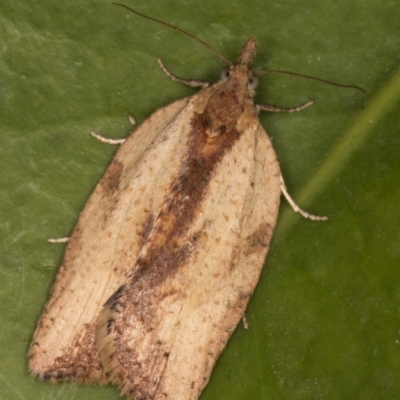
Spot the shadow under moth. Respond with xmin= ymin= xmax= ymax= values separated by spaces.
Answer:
xmin=29 ymin=3 xmax=361 ymax=400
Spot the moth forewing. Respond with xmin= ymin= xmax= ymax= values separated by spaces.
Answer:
xmin=29 ymin=97 xmax=192 ymax=382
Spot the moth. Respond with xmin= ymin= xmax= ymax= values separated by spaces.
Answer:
xmin=29 ymin=3 xmax=361 ymax=400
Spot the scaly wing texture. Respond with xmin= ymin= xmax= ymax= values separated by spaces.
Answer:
xmin=96 ymin=93 xmax=281 ymax=399
xmin=29 ymin=96 xmax=196 ymax=383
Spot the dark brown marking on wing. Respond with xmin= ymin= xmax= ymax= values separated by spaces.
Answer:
xmin=130 ymin=111 xmax=242 ymax=287
xmin=104 ymin=284 xmax=127 ymax=311
xmin=101 ymin=160 xmax=123 ymax=196
xmin=139 ymin=214 xmax=154 ymax=248
xmin=98 ymin=160 xmax=123 ymax=223
xmin=245 ymin=222 xmax=273 ymax=252
xmin=100 ymin=110 xmax=244 ymax=398
xmin=39 ymin=324 xmax=104 ymax=383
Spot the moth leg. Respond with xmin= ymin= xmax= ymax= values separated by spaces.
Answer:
xmin=90 ymin=131 xmax=126 ymax=145
xmin=50 ymin=128 xmax=129 ymax=241
xmin=127 ymin=114 xmax=136 ymax=126
xmin=91 ymin=114 xmax=135 ymax=144
xmin=256 ymin=100 xmax=313 ymax=113
xmin=280 ymin=174 xmax=328 ymax=221
xmin=157 ymin=58 xmax=209 ymax=88
xmin=242 ymin=314 xmax=249 ymax=330
xmin=48 ymin=237 xmax=69 ymax=243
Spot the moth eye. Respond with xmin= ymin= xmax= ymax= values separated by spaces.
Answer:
xmin=220 ymin=67 xmax=230 ymax=82
xmin=247 ymin=74 xmax=259 ymax=89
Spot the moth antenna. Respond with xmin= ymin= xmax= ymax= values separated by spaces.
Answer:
xmin=254 ymin=69 xmax=365 ymax=93
xmin=113 ymin=2 xmax=231 ymax=65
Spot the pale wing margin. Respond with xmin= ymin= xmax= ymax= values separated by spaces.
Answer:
xmin=29 ymin=96 xmax=194 ymax=382
xmin=95 ymin=107 xmax=281 ymax=399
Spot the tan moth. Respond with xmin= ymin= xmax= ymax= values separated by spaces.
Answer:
xmin=29 ymin=3 xmax=362 ymax=399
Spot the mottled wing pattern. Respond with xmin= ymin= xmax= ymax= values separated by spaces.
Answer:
xmin=95 ymin=91 xmax=281 ymax=399
xmin=29 ymin=96 xmax=196 ymax=382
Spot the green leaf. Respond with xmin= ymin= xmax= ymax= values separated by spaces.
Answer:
xmin=0 ymin=0 xmax=399 ymax=399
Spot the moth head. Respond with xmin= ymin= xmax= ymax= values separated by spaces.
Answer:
xmin=220 ymin=66 xmax=259 ymax=90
